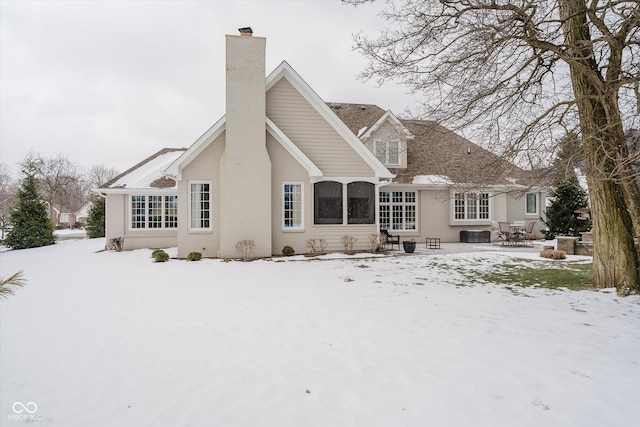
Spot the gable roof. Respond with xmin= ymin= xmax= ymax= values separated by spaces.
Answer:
xmin=99 ymin=148 xmax=186 ymax=192
xmin=163 ymin=116 xmax=324 ymax=180
xmin=359 ymin=110 xmax=414 ymax=142
xmin=165 ymin=61 xmax=393 ymax=180
xmin=267 ymin=62 xmax=393 ymax=179
xmin=396 ymin=120 xmax=523 ymax=185
xmin=331 ymin=103 xmax=526 ymax=186
xmin=326 ymin=103 xmax=386 ymax=137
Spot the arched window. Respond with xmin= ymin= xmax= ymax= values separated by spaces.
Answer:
xmin=314 ymin=181 xmax=343 ymax=224
xmin=347 ymin=182 xmax=375 ymax=224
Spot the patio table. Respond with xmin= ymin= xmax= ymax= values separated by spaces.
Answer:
xmin=509 ymin=224 xmax=527 ymax=246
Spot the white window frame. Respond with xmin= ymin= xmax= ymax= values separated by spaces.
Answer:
xmin=374 ymin=139 xmax=401 ymax=166
xmin=189 ymin=181 xmax=212 ymax=231
xmin=379 ymin=190 xmax=417 ymax=231
xmin=282 ymin=182 xmax=304 ymax=231
xmin=525 ymin=192 xmax=538 ymax=215
xmin=129 ymin=193 xmax=179 ymax=230
xmin=453 ymin=191 xmax=491 ymax=221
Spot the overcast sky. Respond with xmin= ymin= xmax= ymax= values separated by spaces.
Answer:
xmin=0 ymin=0 xmax=420 ymax=176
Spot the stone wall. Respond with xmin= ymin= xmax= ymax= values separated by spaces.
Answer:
xmin=559 ymin=234 xmax=639 ymax=260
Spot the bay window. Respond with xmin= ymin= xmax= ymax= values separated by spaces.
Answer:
xmin=130 ymin=194 xmax=178 ymax=229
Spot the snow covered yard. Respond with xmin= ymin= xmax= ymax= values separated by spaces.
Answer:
xmin=1 ymin=239 xmax=639 ymax=427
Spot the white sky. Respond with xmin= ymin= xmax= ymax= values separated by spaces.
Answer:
xmin=0 ymin=0 xmax=420 ymax=176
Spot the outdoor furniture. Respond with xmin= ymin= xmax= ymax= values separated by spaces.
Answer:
xmin=460 ymin=230 xmax=491 ymax=243
xmin=380 ymin=229 xmax=400 ymax=250
xmin=426 ymin=237 xmax=441 ymax=249
xmin=508 ymin=222 xmax=533 ymax=247
xmin=490 ymin=221 xmax=501 ymax=244
xmin=497 ymin=222 xmax=513 ymax=245
xmin=524 ymin=221 xmax=537 ymax=240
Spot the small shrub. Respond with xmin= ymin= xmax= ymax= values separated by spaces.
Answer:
xmin=152 ymin=249 xmax=169 ymax=263
xmin=539 ymin=249 xmax=567 ymax=260
xmin=151 ymin=249 xmax=165 ymax=258
xmin=187 ymin=251 xmax=202 ymax=261
xmin=236 ymin=239 xmax=256 ymax=261
xmin=282 ymin=245 xmax=295 ymax=256
xmin=318 ymin=238 xmax=327 ymax=254
xmin=368 ymin=233 xmax=382 ymax=252
xmin=108 ymin=237 xmax=124 ymax=252
xmin=306 ymin=238 xmax=317 ymax=255
xmin=341 ymin=235 xmax=356 ymax=254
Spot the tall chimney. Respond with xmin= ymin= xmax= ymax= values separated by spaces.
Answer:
xmin=219 ymin=30 xmax=272 ymax=258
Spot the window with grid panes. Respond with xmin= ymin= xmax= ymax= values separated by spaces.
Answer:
xmin=283 ymin=183 xmax=303 ymax=229
xmin=130 ymin=195 xmax=178 ymax=229
xmin=379 ymin=190 xmax=416 ymax=231
xmin=454 ymin=192 xmax=490 ymax=220
xmin=190 ymin=182 xmax=211 ymax=229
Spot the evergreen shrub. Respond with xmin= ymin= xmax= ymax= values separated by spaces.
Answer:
xmin=152 ymin=250 xmax=169 ymax=262
xmin=4 ymin=174 xmax=55 ymax=249
xmin=282 ymin=245 xmax=295 ymax=256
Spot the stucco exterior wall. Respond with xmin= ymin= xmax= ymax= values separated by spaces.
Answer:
xmin=176 ymin=133 xmax=225 ymax=258
xmin=382 ymin=187 xmax=523 ymax=243
xmin=268 ymin=134 xmax=312 ymax=255
xmin=104 ymin=193 xmax=178 ymax=251
xmin=268 ymin=133 xmax=379 ymax=255
xmin=266 ymin=78 xmax=374 ymax=177
xmin=104 ymin=193 xmax=125 ymax=245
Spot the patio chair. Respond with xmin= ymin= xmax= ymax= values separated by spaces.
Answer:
xmin=491 ymin=221 xmax=503 ymax=245
xmin=497 ymin=222 xmax=513 ymax=245
xmin=523 ymin=221 xmax=537 ymax=244
xmin=380 ymin=229 xmax=400 ymax=250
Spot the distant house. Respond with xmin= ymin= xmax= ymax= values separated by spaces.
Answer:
xmin=98 ymin=29 xmax=547 ymax=257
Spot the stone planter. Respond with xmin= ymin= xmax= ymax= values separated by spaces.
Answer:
xmin=403 ymin=241 xmax=416 ymax=253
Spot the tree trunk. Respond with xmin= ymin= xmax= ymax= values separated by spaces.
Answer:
xmin=559 ymin=0 xmax=640 ymax=294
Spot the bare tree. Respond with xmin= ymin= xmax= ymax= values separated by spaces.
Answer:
xmin=350 ymin=0 xmax=640 ymax=294
xmin=87 ymin=164 xmax=119 ymax=189
xmin=20 ymin=152 xmax=88 ymax=217
xmin=0 ymin=163 xmax=16 ymax=240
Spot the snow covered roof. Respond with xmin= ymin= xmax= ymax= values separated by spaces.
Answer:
xmin=99 ymin=148 xmax=186 ymax=192
xmin=412 ymin=175 xmax=454 ymax=185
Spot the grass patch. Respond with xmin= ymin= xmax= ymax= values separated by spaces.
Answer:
xmin=480 ymin=262 xmax=593 ymax=290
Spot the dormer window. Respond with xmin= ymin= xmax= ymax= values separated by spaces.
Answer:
xmin=375 ymin=139 xmax=400 ymax=166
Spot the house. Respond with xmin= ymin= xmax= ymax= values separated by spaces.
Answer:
xmin=98 ymin=29 xmax=547 ymax=257
xmin=328 ymin=103 xmax=548 ymax=243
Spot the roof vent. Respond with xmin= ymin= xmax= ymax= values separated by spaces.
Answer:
xmin=331 ymin=103 xmax=342 ymax=109
xmin=360 ymin=106 xmax=367 ymax=111
xmin=238 ymin=27 xmax=253 ymax=36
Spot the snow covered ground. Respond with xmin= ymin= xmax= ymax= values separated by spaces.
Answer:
xmin=1 ymin=239 xmax=639 ymax=426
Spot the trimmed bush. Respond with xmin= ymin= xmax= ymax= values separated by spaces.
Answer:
xmin=151 ymin=249 xmax=165 ymax=258
xmin=540 ymin=249 xmax=567 ymax=260
xmin=187 ymin=251 xmax=202 ymax=261
xmin=152 ymin=249 xmax=169 ymax=263
xmin=282 ymin=245 xmax=295 ymax=256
